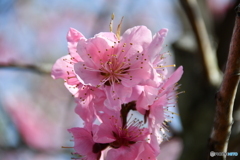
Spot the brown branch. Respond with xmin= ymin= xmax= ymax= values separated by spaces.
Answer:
xmin=180 ymin=0 xmax=222 ymax=86
xmin=207 ymin=4 xmax=240 ymax=160
xmin=0 ymin=63 xmax=51 ymax=74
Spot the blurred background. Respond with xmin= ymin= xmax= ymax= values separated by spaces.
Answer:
xmin=0 ymin=0 xmax=239 ymax=159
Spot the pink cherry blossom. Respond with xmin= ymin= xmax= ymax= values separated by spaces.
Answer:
xmin=74 ymin=26 xmax=152 ymax=87
xmin=52 ymin=28 xmax=106 ymax=108
xmin=52 ymin=24 xmax=184 ymax=159
xmin=74 ymin=26 xmax=154 ymax=108
xmin=51 ymin=28 xmax=84 ymax=95
xmin=93 ymin=110 xmax=158 ymax=160
xmin=136 ymin=66 xmax=183 ymax=144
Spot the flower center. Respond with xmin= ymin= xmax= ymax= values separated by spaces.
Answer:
xmin=110 ymin=131 xmax=135 ymax=148
xmin=99 ymin=59 xmax=130 ymax=86
xmin=109 ymin=115 xmax=146 ymax=149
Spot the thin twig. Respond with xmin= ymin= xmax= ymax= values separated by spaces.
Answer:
xmin=207 ymin=4 xmax=240 ymax=160
xmin=0 ymin=63 xmax=51 ymax=74
xmin=180 ymin=0 xmax=222 ymax=86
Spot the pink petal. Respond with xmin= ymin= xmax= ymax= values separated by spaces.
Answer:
xmin=103 ymin=85 xmax=132 ymax=110
xmin=106 ymin=146 xmax=138 ymax=160
xmin=117 ymin=26 xmax=152 ymax=67
xmin=97 ymin=32 xmax=118 ymax=42
xmin=162 ymin=66 xmax=183 ymax=89
xmin=93 ymin=123 xmax=116 ymax=143
xmin=76 ymin=34 xmax=115 ymax=67
xmin=75 ymin=103 xmax=96 ymax=126
xmin=121 ymin=26 xmax=152 ymax=48
xmin=64 ymin=82 xmax=80 ymax=96
xmin=121 ymin=61 xmax=152 ymax=87
xmin=136 ymin=85 xmax=159 ymax=111
xmin=149 ymin=131 xmax=161 ymax=155
xmin=125 ymin=85 xmax=144 ymax=102
xmin=93 ymin=110 xmax=122 ymax=143
xmin=51 ymin=55 xmax=71 ymax=79
xmin=68 ymin=127 xmax=97 ymax=158
xmin=74 ymin=61 xmax=102 ymax=86
xmin=148 ymin=28 xmax=168 ymax=63
xmin=51 ymin=55 xmax=79 ymax=85
xmin=67 ymin=28 xmax=85 ymax=42
xmin=135 ymin=142 xmax=157 ymax=160
xmin=149 ymin=95 xmax=167 ymax=126
xmin=67 ymin=28 xmax=85 ymax=61
xmin=151 ymin=68 xmax=165 ymax=87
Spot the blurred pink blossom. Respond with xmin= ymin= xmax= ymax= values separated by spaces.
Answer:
xmin=4 ymin=97 xmax=64 ymax=150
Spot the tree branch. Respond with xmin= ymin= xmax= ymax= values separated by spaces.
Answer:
xmin=180 ymin=0 xmax=222 ymax=86
xmin=207 ymin=4 xmax=240 ymax=160
xmin=0 ymin=63 xmax=51 ymax=75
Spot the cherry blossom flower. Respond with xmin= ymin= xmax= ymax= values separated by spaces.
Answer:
xmin=68 ymin=105 xmax=109 ymax=160
xmin=52 ymin=22 xmax=184 ymax=159
xmin=74 ymin=26 xmax=154 ymax=108
xmin=51 ymin=28 xmax=106 ymax=108
xmin=93 ymin=110 xmax=157 ymax=160
xmin=151 ymin=66 xmax=183 ymax=127
xmin=136 ymin=66 xmax=183 ymax=144
xmin=51 ymin=28 xmax=85 ymax=97
xmin=74 ymin=26 xmax=152 ymax=87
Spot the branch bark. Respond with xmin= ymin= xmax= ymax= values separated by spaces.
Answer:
xmin=0 ymin=63 xmax=51 ymax=74
xmin=207 ymin=4 xmax=240 ymax=160
xmin=180 ymin=0 xmax=222 ymax=86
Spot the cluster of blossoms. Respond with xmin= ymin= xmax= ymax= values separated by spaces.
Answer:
xmin=52 ymin=23 xmax=183 ymax=160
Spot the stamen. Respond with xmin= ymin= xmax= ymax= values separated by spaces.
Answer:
xmin=109 ymin=13 xmax=114 ymax=32
xmin=155 ymin=64 xmax=176 ymax=69
xmin=62 ymin=146 xmax=73 ymax=148
xmin=68 ymin=76 xmax=76 ymax=79
xmin=164 ymin=109 xmax=179 ymax=116
xmin=116 ymin=16 xmax=124 ymax=40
